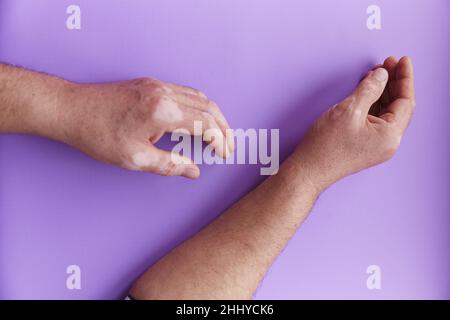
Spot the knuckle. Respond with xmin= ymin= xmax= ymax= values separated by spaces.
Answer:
xmin=134 ymin=77 xmax=156 ymax=87
xmin=328 ymin=107 xmax=342 ymax=120
xmin=208 ymin=100 xmax=221 ymax=113
xmin=328 ymin=103 xmax=350 ymax=121
xmin=149 ymin=93 xmax=168 ymax=109
xmin=140 ymin=86 xmax=168 ymax=108
xmin=201 ymin=111 xmax=215 ymax=123
xmin=157 ymin=85 xmax=174 ymax=95
xmin=199 ymin=91 xmax=208 ymax=99
xmin=334 ymin=103 xmax=347 ymax=113
xmin=187 ymin=86 xmax=207 ymax=98
xmin=191 ymin=88 xmax=203 ymax=96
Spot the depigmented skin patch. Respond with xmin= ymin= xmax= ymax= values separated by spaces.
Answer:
xmin=132 ymin=149 xmax=192 ymax=170
xmin=56 ymin=77 xmax=233 ymax=177
xmin=132 ymin=150 xmax=159 ymax=169
xmin=170 ymin=152 xmax=193 ymax=165
xmin=152 ymin=98 xmax=183 ymax=123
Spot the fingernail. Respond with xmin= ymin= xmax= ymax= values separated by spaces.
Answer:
xmin=183 ymin=166 xmax=200 ymax=179
xmin=373 ymin=68 xmax=388 ymax=81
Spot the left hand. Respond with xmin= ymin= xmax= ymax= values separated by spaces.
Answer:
xmin=293 ymin=56 xmax=416 ymax=191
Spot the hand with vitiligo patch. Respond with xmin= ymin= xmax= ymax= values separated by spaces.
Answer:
xmin=0 ymin=67 xmax=234 ymax=179
xmin=60 ymin=77 xmax=235 ymax=179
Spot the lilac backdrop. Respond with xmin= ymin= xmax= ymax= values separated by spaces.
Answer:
xmin=0 ymin=0 xmax=449 ymax=299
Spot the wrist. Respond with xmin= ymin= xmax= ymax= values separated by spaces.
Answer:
xmin=50 ymin=81 xmax=83 ymax=146
xmin=275 ymin=156 xmax=321 ymax=200
xmin=36 ymin=78 xmax=75 ymax=143
xmin=285 ymin=149 xmax=335 ymax=195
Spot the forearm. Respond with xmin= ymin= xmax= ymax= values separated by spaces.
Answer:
xmin=0 ymin=63 xmax=69 ymax=141
xmin=130 ymin=152 xmax=321 ymax=299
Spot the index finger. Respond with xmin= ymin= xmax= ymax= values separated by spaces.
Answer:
xmin=171 ymin=90 xmax=235 ymax=153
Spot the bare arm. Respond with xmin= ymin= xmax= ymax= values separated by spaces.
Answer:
xmin=131 ymin=156 xmax=318 ymax=299
xmin=130 ymin=56 xmax=416 ymax=300
xmin=0 ymin=63 xmax=68 ymax=140
xmin=0 ymin=63 xmax=233 ymax=178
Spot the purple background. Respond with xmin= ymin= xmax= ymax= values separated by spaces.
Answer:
xmin=0 ymin=0 xmax=449 ymax=299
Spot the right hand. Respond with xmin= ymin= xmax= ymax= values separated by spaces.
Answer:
xmin=294 ymin=56 xmax=415 ymax=191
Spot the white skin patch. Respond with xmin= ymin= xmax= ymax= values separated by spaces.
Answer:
xmin=161 ymin=87 xmax=174 ymax=94
xmin=153 ymin=98 xmax=183 ymax=123
xmin=170 ymin=153 xmax=192 ymax=165
xmin=132 ymin=150 xmax=159 ymax=168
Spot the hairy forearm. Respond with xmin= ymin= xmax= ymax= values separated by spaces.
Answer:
xmin=129 ymin=56 xmax=416 ymax=300
xmin=130 ymin=153 xmax=320 ymax=299
xmin=0 ymin=63 xmax=69 ymax=141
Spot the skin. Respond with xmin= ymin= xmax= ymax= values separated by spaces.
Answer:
xmin=0 ymin=63 xmax=234 ymax=178
xmin=0 ymin=56 xmax=415 ymax=299
xmin=129 ymin=56 xmax=415 ymax=299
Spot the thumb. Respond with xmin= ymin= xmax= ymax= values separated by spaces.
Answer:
xmin=352 ymin=67 xmax=388 ymax=115
xmin=132 ymin=144 xmax=200 ymax=179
